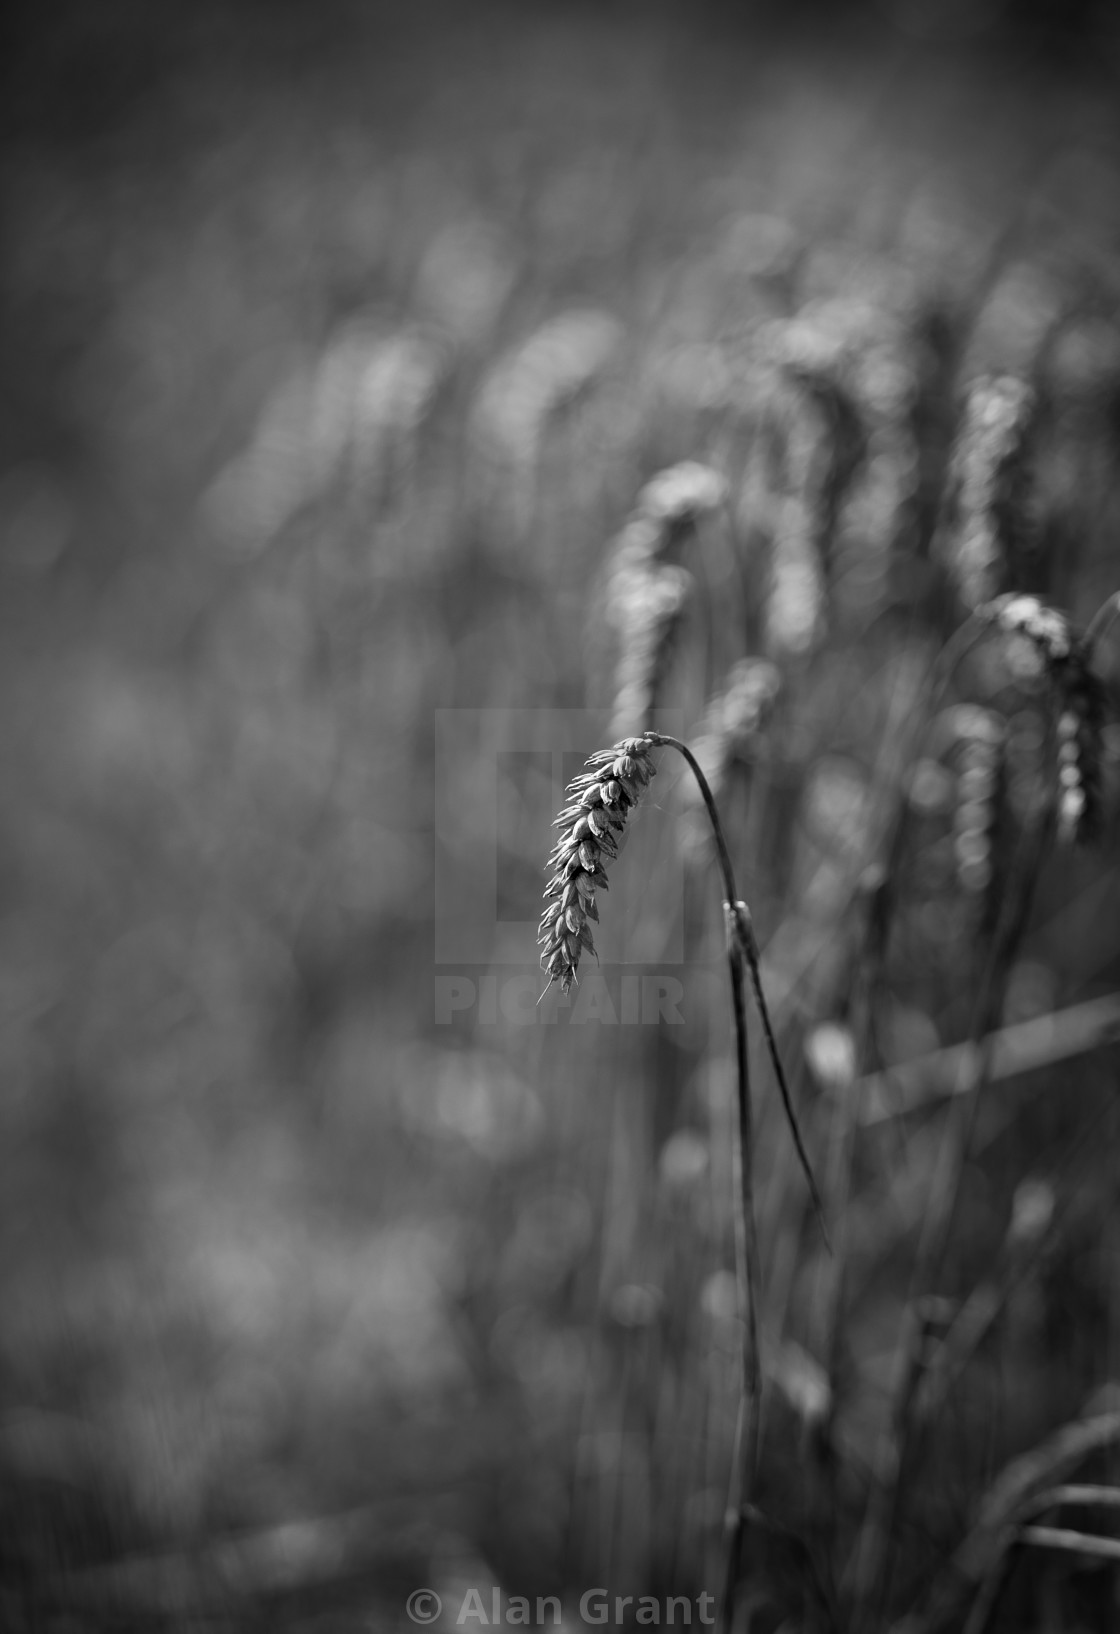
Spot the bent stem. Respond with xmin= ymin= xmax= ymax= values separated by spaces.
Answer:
xmin=1083 ymin=589 xmax=1120 ymax=658
xmin=643 ymin=734 xmax=759 ymax=1625
xmin=648 ymin=734 xmax=827 ymax=1240
xmin=721 ymin=901 xmax=762 ymax=1634
xmin=645 ymin=732 xmax=826 ymax=1630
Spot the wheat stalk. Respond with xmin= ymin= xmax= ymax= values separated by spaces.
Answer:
xmin=891 ymin=1409 xmax=1120 ymax=1634
xmin=853 ymin=591 xmax=1116 ymax=1624
xmin=853 ymin=760 xmax=1059 ymax=1626
xmin=867 ymin=588 xmax=1112 ymax=998
xmin=539 ymin=727 xmax=827 ymax=1632
xmin=913 ymin=1100 xmax=1118 ymax=1430
xmin=547 ymin=729 xmax=826 ymax=1232
xmin=538 ymin=731 xmax=763 ymax=1623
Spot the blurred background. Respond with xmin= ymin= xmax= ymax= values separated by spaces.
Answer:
xmin=3 ymin=2 xmax=1120 ymax=1630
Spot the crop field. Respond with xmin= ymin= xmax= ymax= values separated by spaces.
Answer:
xmin=2 ymin=3 xmax=1120 ymax=1631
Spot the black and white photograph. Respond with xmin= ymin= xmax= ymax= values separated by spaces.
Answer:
xmin=3 ymin=2 xmax=1120 ymax=1629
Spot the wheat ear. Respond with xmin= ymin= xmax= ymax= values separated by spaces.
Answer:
xmin=689 ymin=658 xmax=782 ymax=802
xmin=607 ymin=563 xmax=692 ymax=740
xmin=867 ymin=588 xmax=1112 ymax=991
xmin=977 ymin=592 xmax=1110 ymax=844
xmin=856 ymin=591 xmax=1116 ymax=1624
xmin=939 ymin=374 xmax=1037 ymax=609
xmin=539 ymin=736 xmax=658 ymax=995
xmin=603 ymin=463 xmax=728 ymax=738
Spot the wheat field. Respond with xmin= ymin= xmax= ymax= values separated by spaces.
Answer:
xmin=2 ymin=4 xmax=1120 ymax=1631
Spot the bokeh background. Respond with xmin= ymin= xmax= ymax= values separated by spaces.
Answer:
xmin=3 ymin=2 xmax=1120 ymax=1630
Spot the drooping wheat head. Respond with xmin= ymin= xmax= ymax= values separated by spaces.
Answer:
xmin=471 ymin=306 xmax=622 ymax=533
xmin=940 ymin=375 xmax=1037 ymax=609
xmin=938 ymin=703 xmax=1008 ymax=935
xmin=635 ymin=459 xmax=729 ymax=537
xmin=474 ymin=307 xmax=622 ymax=468
xmin=607 ymin=561 xmax=693 ymax=739
xmin=979 ymin=590 xmax=1072 ymax=661
xmin=602 ymin=463 xmax=728 ymax=737
xmin=691 ymin=657 xmax=782 ymax=804
xmin=978 ymin=592 xmax=1108 ymax=843
xmin=755 ymin=325 xmax=869 ymax=656
xmin=760 ymin=389 xmax=833 ymax=658
xmin=782 ymin=360 xmax=867 ymax=577
xmin=539 ymin=736 xmax=659 ymax=993
xmin=1055 ymin=657 xmax=1106 ymax=843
